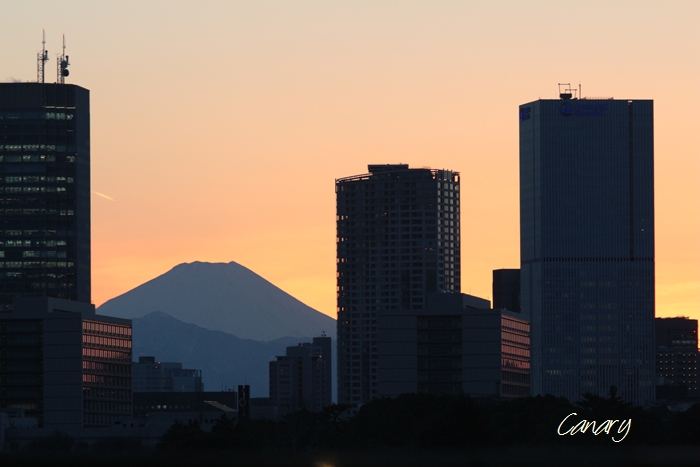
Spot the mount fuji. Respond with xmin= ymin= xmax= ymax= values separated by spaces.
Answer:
xmin=97 ymin=261 xmax=336 ymax=342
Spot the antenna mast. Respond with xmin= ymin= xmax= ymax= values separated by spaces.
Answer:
xmin=37 ymin=30 xmax=49 ymax=83
xmin=57 ymin=34 xmax=70 ymax=84
xmin=558 ymin=82 xmax=577 ymax=100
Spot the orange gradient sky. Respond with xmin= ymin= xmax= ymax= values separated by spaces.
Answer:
xmin=3 ymin=1 xmax=699 ymax=321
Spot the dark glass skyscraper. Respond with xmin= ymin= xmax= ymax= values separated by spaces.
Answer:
xmin=336 ymin=164 xmax=460 ymax=407
xmin=519 ymin=97 xmax=655 ymax=405
xmin=0 ymin=83 xmax=90 ymax=310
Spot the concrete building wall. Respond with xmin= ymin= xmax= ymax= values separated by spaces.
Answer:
xmin=377 ymin=293 xmax=530 ymax=399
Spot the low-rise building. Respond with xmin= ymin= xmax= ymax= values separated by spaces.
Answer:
xmin=377 ymin=292 xmax=530 ymax=399
xmin=269 ymin=336 xmax=332 ymax=415
xmin=0 ymin=297 xmax=132 ymax=428
xmin=656 ymin=317 xmax=699 ymax=401
xmin=132 ymin=356 xmax=203 ymax=392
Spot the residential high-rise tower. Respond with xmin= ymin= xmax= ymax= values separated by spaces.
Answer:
xmin=519 ymin=95 xmax=655 ymax=405
xmin=336 ymin=164 xmax=460 ymax=407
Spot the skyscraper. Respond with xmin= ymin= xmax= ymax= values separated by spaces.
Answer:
xmin=0 ymin=83 xmax=91 ymax=311
xmin=519 ymin=95 xmax=655 ymax=405
xmin=336 ymin=164 xmax=460 ymax=407
xmin=0 ymin=81 xmax=131 ymax=430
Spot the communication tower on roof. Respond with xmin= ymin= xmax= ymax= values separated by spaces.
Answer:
xmin=558 ymin=82 xmax=578 ymax=100
xmin=37 ymin=30 xmax=49 ymax=83
xmin=57 ymin=34 xmax=70 ymax=84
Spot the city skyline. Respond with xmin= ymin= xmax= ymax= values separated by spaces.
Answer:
xmin=2 ymin=1 xmax=698 ymax=322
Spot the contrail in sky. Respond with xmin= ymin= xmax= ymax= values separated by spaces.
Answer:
xmin=92 ymin=191 xmax=116 ymax=201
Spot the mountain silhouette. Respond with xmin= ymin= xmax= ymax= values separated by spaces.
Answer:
xmin=97 ymin=261 xmax=335 ymax=342
xmin=130 ymin=311 xmax=336 ymax=397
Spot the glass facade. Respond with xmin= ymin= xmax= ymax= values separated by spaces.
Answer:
xmin=336 ymin=164 xmax=460 ymax=407
xmin=82 ymin=320 xmax=132 ymax=427
xmin=0 ymin=83 xmax=91 ymax=311
xmin=520 ymin=99 xmax=655 ymax=405
xmin=501 ymin=315 xmax=530 ymax=398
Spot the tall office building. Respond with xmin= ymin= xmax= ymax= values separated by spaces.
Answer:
xmin=336 ymin=164 xmax=460 ymax=407
xmin=0 ymin=83 xmax=91 ymax=311
xmin=519 ymin=95 xmax=655 ymax=405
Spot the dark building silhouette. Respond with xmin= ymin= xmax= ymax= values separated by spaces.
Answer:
xmin=493 ymin=268 xmax=520 ymax=313
xmin=519 ymin=95 xmax=655 ymax=405
xmin=336 ymin=164 xmax=460 ymax=407
xmin=655 ymin=317 xmax=699 ymax=400
xmin=132 ymin=356 xmax=203 ymax=392
xmin=0 ymin=82 xmax=134 ymax=430
xmin=132 ymin=391 xmax=237 ymax=418
xmin=269 ymin=336 xmax=331 ymax=415
xmin=0 ymin=297 xmax=131 ymax=428
xmin=377 ymin=292 xmax=529 ymax=399
xmin=237 ymin=384 xmax=250 ymax=420
xmin=0 ymin=83 xmax=91 ymax=311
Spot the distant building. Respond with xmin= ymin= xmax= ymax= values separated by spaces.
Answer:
xmin=520 ymin=95 xmax=655 ymax=405
xmin=656 ymin=317 xmax=699 ymax=401
xmin=0 ymin=297 xmax=132 ymax=428
xmin=132 ymin=356 xmax=203 ymax=392
xmin=336 ymin=164 xmax=461 ymax=408
xmin=269 ymin=336 xmax=332 ymax=415
xmin=0 ymin=83 xmax=92 ymax=311
xmin=493 ymin=269 xmax=520 ymax=313
xmin=132 ymin=391 xmax=237 ymax=418
xmin=377 ymin=292 xmax=530 ymax=399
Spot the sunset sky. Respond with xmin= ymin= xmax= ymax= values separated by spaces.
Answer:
xmin=2 ymin=1 xmax=698 ymax=322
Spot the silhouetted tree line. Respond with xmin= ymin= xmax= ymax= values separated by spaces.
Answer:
xmin=157 ymin=390 xmax=700 ymax=453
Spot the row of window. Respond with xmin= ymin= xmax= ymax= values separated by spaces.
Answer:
xmin=82 ymin=348 xmax=131 ymax=361
xmin=83 ymin=321 xmax=132 ymax=337
xmin=2 ymin=240 xmax=67 ymax=247
xmin=2 ymin=176 xmax=74 ymax=184
xmin=0 ymin=144 xmax=70 ymax=151
xmin=0 ymin=111 xmax=74 ymax=120
xmin=0 ymin=155 xmax=58 ymax=162
xmin=83 ymin=335 xmax=132 ymax=349
xmin=0 ymin=261 xmax=74 ymax=269
xmin=0 ymin=210 xmax=74 ymax=217
xmin=338 ymin=183 xmax=458 ymax=193
xmin=0 ymin=229 xmax=74 ymax=236
xmin=1 ymin=187 xmax=73 ymax=194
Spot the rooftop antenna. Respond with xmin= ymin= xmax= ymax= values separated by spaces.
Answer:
xmin=558 ymin=83 xmax=577 ymax=100
xmin=57 ymin=34 xmax=69 ymax=84
xmin=37 ymin=29 xmax=49 ymax=83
